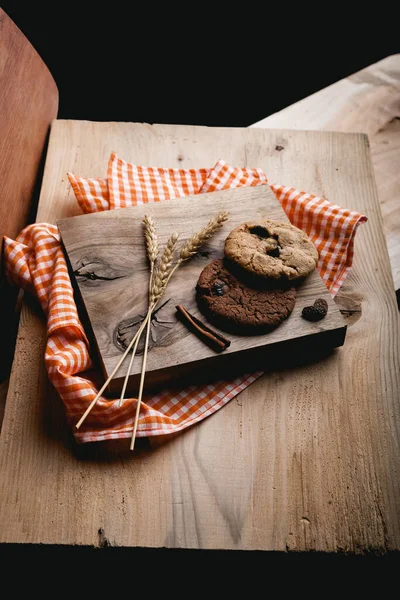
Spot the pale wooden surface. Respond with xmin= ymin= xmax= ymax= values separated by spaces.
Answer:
xmin=252 ymin=54 xmax=400 ymax=295
xmin=0 ymin=121 xmax=399 ymax=553
xmin=58 ymin=186 xmax=345 ymax=395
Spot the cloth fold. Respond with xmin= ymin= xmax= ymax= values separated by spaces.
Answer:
xmin=4 ymin=154 xmax=367 ymax=443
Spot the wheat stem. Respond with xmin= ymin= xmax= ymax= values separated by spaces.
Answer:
xmin=75 ymin=316 xmax=148 ymax=429
xmin=118 ymin=266 xmax=156 ymax=407
xmin=130 ymin=306 xmax=153 ymax=450
xmin=118 ymin=313 xmax=147 ymax=407
xmin=119 ymin=216 xmax=160 ymax=406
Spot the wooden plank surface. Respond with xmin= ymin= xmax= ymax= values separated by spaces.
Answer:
xmin=0 ymin=8 xmax=58 ymax=381
xmin=0 ymin=8 xmax=58 ymax=260
xmin=252 ymin=54 xmax=400 ymax=296
xmin=58 ymin=187 xmax=345 ymax=395
xmin=0 ymin=121 xmax=399 ymax=553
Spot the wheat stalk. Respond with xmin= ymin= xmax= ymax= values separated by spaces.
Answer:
xmin=119 ymin=215 xmax=160 ymax=407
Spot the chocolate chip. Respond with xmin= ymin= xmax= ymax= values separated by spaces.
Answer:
xmin=267 ymin=246 xmax=280 ymax=258
xmin=302 ymin=298 xmax=328 ymax=321
xmin=249 ymin=225 xmax=270 ymax=238
xmin=212 ymin=282 xmax=226 ymax=296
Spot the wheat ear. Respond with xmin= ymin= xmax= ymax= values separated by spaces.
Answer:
xmin=165 ymin=211 xmax=229 ymax=285
xmin=143 ymin=214 xmax=159 ymax=265
xmin=119 ymin=215 xmax=159 ymax=407
xmin=150 ymin=232 xmax=179 ymax=305
xmin=179 ymin=211 xmax=229 ymax=261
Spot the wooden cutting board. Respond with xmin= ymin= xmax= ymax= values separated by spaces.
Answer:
xmin=58 ymin=185 xmax=346 ymax=395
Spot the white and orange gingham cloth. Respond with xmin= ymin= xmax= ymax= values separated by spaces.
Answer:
xmin=4 ymin=153 xmax=367 ymax=443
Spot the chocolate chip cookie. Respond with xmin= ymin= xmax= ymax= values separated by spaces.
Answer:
xmin=224 ymin=220 xmax=318 ymax=281
xmin=196 ymin=259 xmax=296 ymax=334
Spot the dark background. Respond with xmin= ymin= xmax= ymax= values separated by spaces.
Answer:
xmin=2 ymin=3 xmax=399 ymax=126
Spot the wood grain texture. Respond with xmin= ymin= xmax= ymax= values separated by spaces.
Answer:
xmin=0 ymin=122 xmax=399 ymax=553
xmin=251 ymin=54 xmax=400 ymax=295
xmin=0 ymin=8 xmax=58 ymax=259
xmin=0 ymin=379 xmax=8 ymax=434
xmin=58 ymin=186 xmax=345 ymax=395
xmin=371 ymin=117 xmax=400 ymax=302
xmin=0 ymin=9 xmax=58 ymax=391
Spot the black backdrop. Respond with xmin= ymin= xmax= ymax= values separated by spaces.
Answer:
xmin=3 ymin=3 xmax=398 ymax=127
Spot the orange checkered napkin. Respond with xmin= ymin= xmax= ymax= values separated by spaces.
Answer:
xmin=4 ymin=154 xmax=367 ymax=443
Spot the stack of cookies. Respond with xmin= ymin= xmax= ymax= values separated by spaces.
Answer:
xmin=196 ymin=219 xmax=319 ymax=335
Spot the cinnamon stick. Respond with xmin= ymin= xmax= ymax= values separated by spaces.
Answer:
xmin=176 ymin=305 xmax=231 ymax=353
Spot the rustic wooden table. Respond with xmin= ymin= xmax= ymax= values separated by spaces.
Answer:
xmin=0 ymin=57 xmax=399 ymax=555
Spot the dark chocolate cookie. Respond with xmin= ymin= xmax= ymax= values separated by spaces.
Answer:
xmin=196 ymin=259 xmax=296 ymax=334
